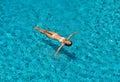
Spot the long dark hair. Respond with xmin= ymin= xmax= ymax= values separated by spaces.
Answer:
xmin=65 ymin=41 xmax=72 ymax=46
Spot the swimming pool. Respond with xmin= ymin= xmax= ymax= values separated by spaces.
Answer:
xmin=0 ymin=0 xmax=120 ymax=81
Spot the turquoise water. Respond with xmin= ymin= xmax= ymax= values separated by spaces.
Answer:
xmin=0 ymin=0 xmax=120 ymax=81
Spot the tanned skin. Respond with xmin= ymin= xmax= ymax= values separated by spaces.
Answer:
xmin=34 ymin=26 xmax=77 ymax=56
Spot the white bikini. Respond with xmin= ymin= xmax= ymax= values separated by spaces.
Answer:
xmin=59 ymin=37 xmax=65 ymax=43
xmin=52 ymin=33 xmax=57 ymax=39
xmin=52 ymin=33 xmax=65 ymax=43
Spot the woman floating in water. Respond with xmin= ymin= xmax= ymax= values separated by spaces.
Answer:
xmin=34 ymin=26 xmax=77 ymax=56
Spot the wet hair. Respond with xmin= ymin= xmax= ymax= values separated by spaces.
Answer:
xmin=65 ymin=41 xmax=72 ymax=46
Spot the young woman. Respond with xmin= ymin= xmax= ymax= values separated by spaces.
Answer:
xmin=34 ymin=26 xmax=77 ymax=56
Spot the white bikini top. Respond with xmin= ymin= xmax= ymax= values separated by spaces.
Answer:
xmin=52 ymin=34 xmax=65 ymax=43
xmin=59 ymin=37 xmax=65 ymax=43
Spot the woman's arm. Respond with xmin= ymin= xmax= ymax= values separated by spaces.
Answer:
xmin=67 ymin=32 xmax=78 ymax=40
xmin=54 ymin=44 xmax=65 ymax=56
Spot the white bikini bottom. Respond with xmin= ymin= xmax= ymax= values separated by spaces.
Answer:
xmin=52 ymin=33 xmax=57 ymax=39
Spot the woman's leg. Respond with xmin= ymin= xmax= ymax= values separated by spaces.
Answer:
xmin=34 ymin=26 xmax=48 ymax=34
xmin=34 ymin=26 xmax=55 ymax=38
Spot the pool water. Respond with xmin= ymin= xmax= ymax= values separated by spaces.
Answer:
xmin=0 ymin=0 xmax=120 ymax=81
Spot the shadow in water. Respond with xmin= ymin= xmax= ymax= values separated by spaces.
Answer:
xmin=41 ymin=38 xmax=77 ymax=60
